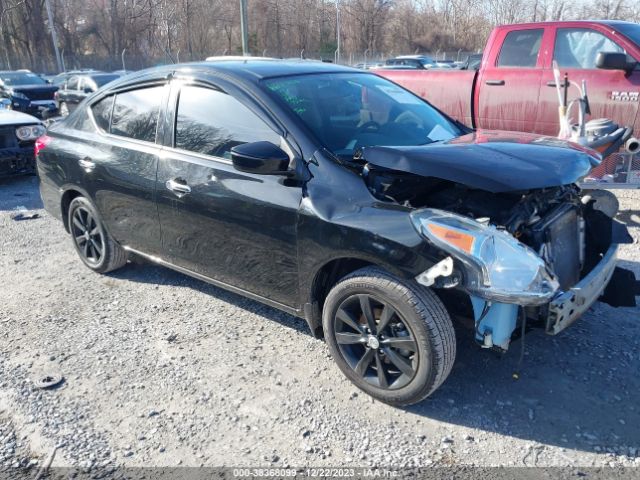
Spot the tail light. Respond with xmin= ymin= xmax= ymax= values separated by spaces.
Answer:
xmin=34 ymin=134 xmax=52 ymax=157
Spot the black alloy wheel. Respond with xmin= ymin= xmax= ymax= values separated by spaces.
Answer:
xmin=334 ymin=293 xmax=418 ymax=390
xmin=323 ymin=266 xmax=456 ymax=406
xmin=67 ymin=196 xmax=128 ymax=273
xmin=71 ymin=205 xmax=104 ymax=266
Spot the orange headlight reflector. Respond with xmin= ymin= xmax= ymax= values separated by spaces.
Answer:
xmin=426 ymin=224 xmax=475 ymax=254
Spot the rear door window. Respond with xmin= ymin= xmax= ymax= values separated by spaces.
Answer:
xmin=554 ymin=28 xmax=625 ymax=69
xmin=110 ymin=85 xmax=164 ymax=143
xmin=497 ymin=29 xmax=544 ymax=67
xmin=174 ymin=85 xmax=280 ymax=159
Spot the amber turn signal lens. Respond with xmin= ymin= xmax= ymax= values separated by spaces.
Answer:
xmin=426 ymin=224 xmax=475 ymax=253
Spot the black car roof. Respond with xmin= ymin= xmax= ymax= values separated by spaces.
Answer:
xmin=109 ymin=59 xmax=362 ymax=88
xmin=195 ymin=59 xmax=356 ymax=79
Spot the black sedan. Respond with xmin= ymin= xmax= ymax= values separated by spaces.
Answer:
xmin=36 ymin=60 xmax=632 ymax=405
xmin=55 ymin=73 xmax=121 ymax=116
xmin=0 ymin=70 xmax=58 ymax=118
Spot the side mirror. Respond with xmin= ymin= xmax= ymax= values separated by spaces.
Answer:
xmin=230 ymin=141 xmax=291 ymax=175
xmin=596 ymin=52 xmax=633 ymax=72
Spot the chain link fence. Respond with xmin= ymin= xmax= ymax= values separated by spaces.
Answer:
xmin=584 ymin=152 xmax=640 ymax=189
xmin=13 ymin=48 xmax=481 ymax=74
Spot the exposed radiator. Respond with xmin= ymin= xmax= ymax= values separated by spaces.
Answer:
xmin=531 ymin=204 xmax=583 ymax=291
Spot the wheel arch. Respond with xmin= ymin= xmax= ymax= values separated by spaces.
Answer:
xmin=304 ymin=256 xmax=410 ymax=338
xmin=60 ymin=185 xmax=92 ymax=233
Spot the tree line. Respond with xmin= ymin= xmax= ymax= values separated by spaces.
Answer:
xmin=0 ymin=0 xmax=638 ymax=73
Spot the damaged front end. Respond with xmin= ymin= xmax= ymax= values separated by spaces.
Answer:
xmin=359 ymin=135 xmax=636 ymax=351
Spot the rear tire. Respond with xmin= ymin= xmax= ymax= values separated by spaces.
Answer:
xmin=322 ymin=266 xmax=456 ymax=406
xmin=68 ymin=196 xmax=127 ymax=273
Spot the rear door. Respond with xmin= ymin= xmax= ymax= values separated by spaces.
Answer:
xmin=537 ymin=25 xmax=640 ymax=136
xmin=155 ymin=78 xmax=301 ymax=307
xmin=477 ymin=26 xmax=546 ymax=132
xmin=75 ymin=81 xmax=168 ymax=255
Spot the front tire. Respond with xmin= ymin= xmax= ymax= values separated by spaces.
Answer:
xmin=68 ymin=196 xmax=127 ymax=273
xmin=323 ymin=267 xmax=456 ymax=406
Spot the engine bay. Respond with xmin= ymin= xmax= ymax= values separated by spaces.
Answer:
xmin=363 ymin=165 xmax=615 ymax=290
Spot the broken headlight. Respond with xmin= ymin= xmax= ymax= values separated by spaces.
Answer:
xmin=410 ymin=208 xmax=559 ymax=305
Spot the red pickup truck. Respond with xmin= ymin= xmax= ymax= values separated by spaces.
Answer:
xmin=377 ymin=20 xmax=640 ymax=138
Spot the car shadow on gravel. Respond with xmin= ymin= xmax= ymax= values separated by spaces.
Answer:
xmin=0 ymin=175 xmax=43 ymax=211
xmin=109 ymin=262 xmax=312 ymax=336
xmin=406 ymin=313 xmax=640 ymax=453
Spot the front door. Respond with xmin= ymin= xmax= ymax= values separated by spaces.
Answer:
xmin=156 ymin=81 xmax=301 ymax=307
xmin=537 ymin=26 xmax=640 ymax=137
xmin=477 ymin=27 xmax=545 ymax=132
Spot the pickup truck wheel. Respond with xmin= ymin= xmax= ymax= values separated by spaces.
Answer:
xmin=68 ymin=196 xmax=127 ymax=273
xmin=323 ymin=267 xmax=456 ymax=406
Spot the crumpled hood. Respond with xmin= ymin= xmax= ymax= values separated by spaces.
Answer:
xmin=0 ymin=109 xmax=41 ymax=126
xmin=362 ymin=130 xmax=600 ymax=193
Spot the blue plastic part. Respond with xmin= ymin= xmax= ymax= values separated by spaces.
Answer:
xmin=470 ymin=296 xmax=519 ymax=350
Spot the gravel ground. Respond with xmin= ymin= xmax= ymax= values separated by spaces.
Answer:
xmin=0 ymin=175 xmax=639 ymax=473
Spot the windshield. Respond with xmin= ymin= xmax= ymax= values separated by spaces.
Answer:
xmin=1 ymin=72 xmax=46 ymax=86
xmin=91 ymin=74 xmax=120 ymax=87
xmin=263 ymin=72 xmax=461 ymax=158
xmin=615 ymin=23 xmax=640 ymax=47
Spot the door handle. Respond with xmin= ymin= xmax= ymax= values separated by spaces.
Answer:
xmin=547 ymin=80 xmax=569 ymax=88
xmin=485 ymin=80 xmax=505 ymax=86
xmin=78 ymin=158 xmax=95 ymax=170
xmin=165 ymin=178 xmax=191 ymax=195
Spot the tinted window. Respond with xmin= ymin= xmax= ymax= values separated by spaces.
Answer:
xmin=110 ymin=86 xmax=164 ymax=142
xmin=554 ymin=28 xmax=624 ymax=69
xmin=175 ymin=85 xmax=280 ymax=159
xmin=498 ymin=29 xmax=543 ymax=67
xmin=90 ymin=95 xmax=114 ymax=131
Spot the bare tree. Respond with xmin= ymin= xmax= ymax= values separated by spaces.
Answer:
xmin=0 ymin=0 xmax=636 ymax=72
